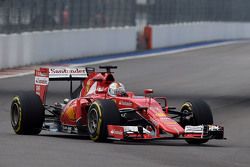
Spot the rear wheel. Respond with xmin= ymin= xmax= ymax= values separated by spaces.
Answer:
xmin=180 ymin=99 xmax=213 ymax=144
xmin=11 ymin=92 xmax=45 ymax=135
xmin=87 ymin=99 xmax=120 ymax=142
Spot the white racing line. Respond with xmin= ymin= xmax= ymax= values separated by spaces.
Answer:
xmin=0 ymin=40 xmax=249 ymax=80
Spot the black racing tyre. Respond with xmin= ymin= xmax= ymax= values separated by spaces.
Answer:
xmin=87 ymin=99 xmax=121 ymax=142
xmin=10 ymin=92 xmax=45 ymax=135
xmin=180 ymin=99 xmax=213 ymax=144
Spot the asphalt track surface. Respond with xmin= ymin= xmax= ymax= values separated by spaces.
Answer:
xmin=1 ymin=42 xmax=250 ymax=167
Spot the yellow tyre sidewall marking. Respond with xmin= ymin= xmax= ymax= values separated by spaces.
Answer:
xmin=181 ymin=102 xmax=192 ymax=111
xmin=91 ymin=102 xmax=103 ymax=141
xmin=12 ymin=96 xmax=22 ymax=133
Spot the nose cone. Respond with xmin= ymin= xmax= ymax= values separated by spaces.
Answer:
xmin=159 ymin=117 xmax=184 ymax=136
xmin=151 ymin=111 xmax=184 ymax=136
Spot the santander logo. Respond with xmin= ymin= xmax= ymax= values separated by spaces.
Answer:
xmin=49 ymin=68 xmax=86 ymax=74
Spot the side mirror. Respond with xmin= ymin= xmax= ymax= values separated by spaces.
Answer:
xmin=144 ymin=89 xmax=153 ymax=96
xmin=63 ymin=98 xmax=70 ymax=104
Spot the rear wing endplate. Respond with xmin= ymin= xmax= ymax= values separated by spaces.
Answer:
xmin=35 ymin=67 xmax=88 ymax=103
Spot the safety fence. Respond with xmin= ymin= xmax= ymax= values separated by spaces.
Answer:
xmin=1 ymin=0 xmax=250 ymax=34
xmin=147 ymin=0 xmax=250 ymax=25
xmin=0 ymin=0 xmax=136 ymax=33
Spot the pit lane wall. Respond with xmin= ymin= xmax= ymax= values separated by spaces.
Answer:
xmin=0 ymin=27 xmax=137 ymax=69
xmin=152 ymin=22 xmax=250 ymax=48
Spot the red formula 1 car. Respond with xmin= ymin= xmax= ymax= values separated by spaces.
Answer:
xmin=11 ymin=66 xmax=224 ymax=144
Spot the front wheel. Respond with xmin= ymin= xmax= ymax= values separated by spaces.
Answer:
xmin=180 ymin=99 xmax=213 ymax=144
xmin=87 ymin=99 xmax=120 ymax=142
xmin=11 ymin=92 xmax=45 ymax=135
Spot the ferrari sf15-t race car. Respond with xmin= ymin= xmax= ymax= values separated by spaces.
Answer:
xmin=11 ymin=66 xmax=224 ymax=144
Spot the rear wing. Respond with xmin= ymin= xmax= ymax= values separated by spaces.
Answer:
xmin=34 ymin=67 xmax=88 ymax=103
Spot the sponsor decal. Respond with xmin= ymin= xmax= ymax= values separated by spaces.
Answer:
xmin=149 ymin=106 xmax=161 ymax=112
xmin=160 ymin=117 xmax=171 ymax=120
xmin=110 ymin=129 xmax=123 ymax=135
xmin=155 ymin=112 xmax=167 ymax=117
xmin=161 ymin=117 xmax=177 ymax=125
xmin=185 ymin=125 xmax=204 ymax=133
xmin=123 ymin=126 xmax=151 ymax=134
xmin=49 ymin=68 xmax=87 ymax=78
xmin=35 ymin=77 xmax=49 ymax=85
xmin=164 ymin=121 xmax=177 ymax=125
xmin=208 ymin=125 xmax=221 ymax=131
xmin=119 ymin=101 xmax=133 ymax=107
xmin=50 ymin=68 xmax=86 ymax=74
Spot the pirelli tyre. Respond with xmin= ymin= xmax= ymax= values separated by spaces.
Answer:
xmin=180 ymin=99 xmax=213 ymax=144
xmin=11 ymin=92 xmax=45 ymax=135
xmin=87 ymin=99 xmax=121 ymax=142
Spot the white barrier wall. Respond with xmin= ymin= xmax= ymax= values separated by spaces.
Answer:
xmin=0 ymin=27 xmax=137 ymax=69
xmin=2 ymin=22 xmax=250 ymax=69
xmin=152 ymin=22 xmax=250 ymax=49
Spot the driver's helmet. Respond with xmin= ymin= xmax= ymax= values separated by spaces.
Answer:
xmin=108 ymin=82 xmax=126 ymax=97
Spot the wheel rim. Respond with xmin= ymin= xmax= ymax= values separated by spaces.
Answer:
xmin=88 ymin=108 xmax=99 ymax=134
xmin=181 ymin=109 xmax=194 ymax=126
xmin=11 ymin=103 xmax=20 ymax=126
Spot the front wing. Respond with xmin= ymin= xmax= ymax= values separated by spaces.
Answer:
xmin=107 ymin=125 xmax=224 ymax=141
